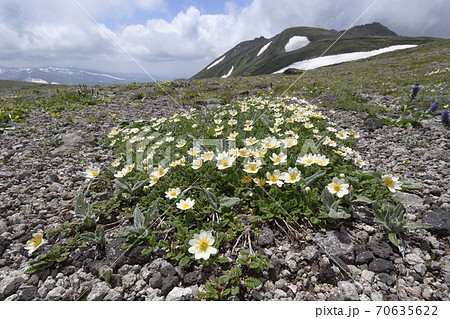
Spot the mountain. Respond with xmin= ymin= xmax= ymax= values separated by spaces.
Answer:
xmin=192 ymin=22 xmax=438 ymax=79
xmin=0 ymin=66 xmax=151 ymax=85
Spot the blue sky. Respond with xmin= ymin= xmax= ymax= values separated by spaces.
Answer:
xmin=0 ymin=0 xmax=448 ymax=79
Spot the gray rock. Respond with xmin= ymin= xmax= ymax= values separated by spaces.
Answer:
xmin=103 ymin=287 xmax=124 ymax=301
xmin=160 ymin=265 xmax=176 ymax=277
xmin=17 ymin=285 xmax=38 ymax=301
xmin=314 ymin=228 xmax=355 ymax=264
xmin=377 ymin=273 xmax=395 ymax=286
xmin=251 ymin=290 xmax=264 ymax=301
xmin=422 ymin=287 xmax=434 ymax=301
xmin=258 ymin=228 xmax=274 ymax=247
xmin=371 ymin=291 xmax=384 ymax=301
xmin=273 ymin=289 xmax=287 ymax=299
xmin=364 ymin=118 xmax=383 ymax=131
xmin=355 ymin=251 xmax=374 ymax=265
xmin=165 ymin=287 xmax=195 ymax=301
xmin=0 ymin=270 xmax=26 ymax=300
xmin=149 ymin=275 xmax=162 ymax=289
xmin=51 ymin=133 xmax=85 ymax=155
xmin=302 ymin=246 xmax=318 ymax=262
xmin=338 ymin=281 xmax=359 ymax=301
xmin=121 ymin=273 xmax=137 ymax=289
xmin=414 ymin=264 xmax=427 ymax=277
xmin=183 ymin=271 xmax=202 ymax=285
xmin=422 ymin=209 xmax=450 ymax=236
xmin=46 ymin=286 xmax=66 ymax=301
xmin=394 ymin=191 xmax=425 ymax=214
xmin=161 ymin=276 xmax=180 ymax=296
xmin=86 ymin=282 xmax=111 ymax=301
xmin=140 ymin=258 xmax=172 ymax=281
xmin=369 ymin=258 xmax=395 ymax=273
xmin=367 ymin=240 xmax=393 ymax=259
xmin=0 ymin=220 xmax=8 ymax=234
xmin=405 ymin=253 xmax=424 ymax=265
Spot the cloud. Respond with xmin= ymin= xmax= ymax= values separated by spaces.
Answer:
xmin=0 ymin=0 xmax=448 ymax=79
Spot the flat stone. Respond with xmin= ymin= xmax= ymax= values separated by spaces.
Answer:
xmin=121 ymin=273 xmax=137 ymax=289
xmin=273 ymin=289 xmax=287 ymax=299
xmin=17 ymin=285 xmax=38 ymax=301
xmin=314 ymin=228 xmax=355 ymax=264
xmin=355 ymin=251 xmax=374 ymax=265
xmin=103 ymin=287 xmax=124 ymax=301
xmin=368 ymin=258 xmax=395 ymax=273
xmin=377 ymin=273 xmax=395 ymax=286
xmin=422 ymin=209 xmax=450 ymax=236
xmin=86 ymin=282 xmax=110 ymax=301
xmin=405 ymin=253 xmax=424 ymax=265
xmin=46 ymin=286 xmax=66 ymax=301
xmin=394 ymin=192 xmax=425 ymax=214
xmin=338 ymin=281 xmax=359 ymax=301
xmin=367 ymin=240 xmax=393 ymax=259
xmin=165 ymin=287 xmax=195 ymax=301
xmin=258 ymin=228 xmax=274 ymax=247
xmin=302 ymin=245 xmax=319 ymax=262
xmin=318 ymin=265 xmax=335 ymax=284
xmin=361 ymin=270 xmax=375 ymax=282
xmin=0 ymin=270 xmax=26 ymax=299
xmin=161 ymin=276 xmax=179 ymax=296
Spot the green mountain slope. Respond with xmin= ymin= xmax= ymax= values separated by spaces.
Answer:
xmin=192 ymin=22 xmax=439 ymax=79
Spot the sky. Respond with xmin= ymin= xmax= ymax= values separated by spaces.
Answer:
xmin=0 ymin=0 xmax=448 ymax=80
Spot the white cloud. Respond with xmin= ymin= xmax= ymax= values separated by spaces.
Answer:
xmin=0 ymin=0 xmax=448 ymax=79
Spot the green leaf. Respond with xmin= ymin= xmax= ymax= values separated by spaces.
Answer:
xmin=248 ymin=261 xmax=260 ymax=269
xmin=352 ymin=195 xmax=373 ymax=204
xmin=304 ymin=170 xmax=326 ymax=187
xmin=204 ymin=188 xmax=219 ymax=210
xmin=230 ymin=285 xmax=240 ymax=296
xmin=179 ymin=256 xmax=191 ymax=267
xmin=218 ymin=257 xmax=230 ymax=264
xmin=403 ymin=222 xmax=431 ymax=231
xmin=401 ymin=181 xmax=423 ymax=190
xmin=388 ymin=233 xmax=401 ymax=248
xmin=133 ymin=205 xmax=145 ymax=228
xmin=99 ymin=265 xmax=112 ymax=283
xmin=80 ymin=232 xmax=96 ymax=242
xmin=116 ymin=178 xmax=132 ymax=193
xmin=219 ymin=197 xmax=240 ymax=208
xmin=244 ymin=277 xmax=261 ymax=289
xmin=328 ymin=209 xmax=351 ymax=219
xmin=219 ymin=274 xmax=231 ymax=284
xmin=75 ymin=194 xmax=90 ymax=218
xmin=321 ymin=189 xmax=334 ymax=210
xmin=141 ymin=248 xmax=153 ymax=255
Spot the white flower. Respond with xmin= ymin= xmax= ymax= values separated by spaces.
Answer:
xmin=114 ymin=168 xmax=129 ymax=178
xmin=216 ymin=154 xmax=236 ymax=170
xmin=227 ymin=131 xmax=239 ymax=141
xmin=253 ymin=148 xmax=267 ymax=158
xmin=176 ymin=198 xmax=195 ymax=210
xmin=149 ymin=174 xmax=160 ymax=186
xmin=262 ymin=137 xmax=279 ymax=149
xmin=382 ymin=174 xmax=402 ymax=193
xmin=282 ymin=137 xmax=298 ymax=148
xmin=269 ymin=152 xmax=287 ymax=166
xmin=243 ymin=160 xmax=262 ymax=174
xmin=188 ymin=147 xmax=201 ymax=156
xmin=244 ymin=137 xmax=258 ymax=146
xmin=238 ymin=148 xmax=251 ymax=158
xmin=25 ymin=232 xmax=47 ymax=256
xmin=313 ymin=154 xmax=329 ymax=166
xmin=327 ymin=177 xmax=350 ymax=198
xmin=85 ymin=165 xmax=100 ymax=179
xmin=298 ymin=153 xmax=315 ymax=166
xmin=202 ymin=151 xmax=215 ymax=161
xmin=266 ymin=170 xmax=284 ymax=187
xmin=153 ymin=166 xmax=169 ymax=178
xmin=335 ymin=131 xmax=348 ymax=140
xmin=228 ymin=119 xmax=237 ymax=126
xmin=281 ymin=167 xmax=301 ymax=183
xmin=111 ymin=158 xmax=122 ymax=167
xmin=192 ymin=158 xmax=203 ymax=170
xmin=176 ymin=139 xmax=186 ymax=148
xmin=188 ymin=230 xmax=218 ymax=260
xmin=165 ymin=188 xmax=181 ymax=199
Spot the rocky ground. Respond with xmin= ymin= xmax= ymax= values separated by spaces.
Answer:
xmin=0 ymin=87 xmax=449 ymax=301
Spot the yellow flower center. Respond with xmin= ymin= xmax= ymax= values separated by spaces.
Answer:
xmin=221 ymin=160 xmax=229 ymax=167
xmin=248 ymin=164 xmax=258 ymax=172
xmin=170 ymin=190 xmax=177 ymax=196
xmin=273 ymin=156 xmax=281 ymax=163
xmin=92 ymin=171 xmax=99 ymax=177
xmin=197 ymin=239 xmax=210 ymax=252
xmin=316 ymin=159 xmax=324 ymax=165
xmin=384 ymin=178 xmax=394 ymax=187
xmin=182 ymin=202 xmax=190 ymax=209
xmin=333 ymin=184 xmax=343 ymax=192
xmin=157 ymin=168 xmax=165 ymax=176
xmin=269 ymin=175 xmax=279 ymax=182
xmin=289 ymin=173 xmax=298 ymax=181
xmin=32 ymin=236 xmax=42 ymax=247
xmin=305 ymin=158 xmax=313 ymax=164
xmin=243 ymin=175 xmax=252 ymax=183
xmin=151 ymin=176 xmax=159 ymax=183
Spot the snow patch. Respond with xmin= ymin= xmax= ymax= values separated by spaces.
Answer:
xmin=285 ymin=36 xmax=309 ymax=52
xmin=25 ymin=78 xmax=48 ymax=84
xmin=257 ymin=42 xmax=272 ymax=57
xmin=207 ymin=56 xmax=226 ymax=69
xmin=274 ymin=45 xmax=417 ymax=73
xmin=82 ymin=71 xmax=125 ymax=80
xmin=221 ymin=66 xmax=234 ymax=78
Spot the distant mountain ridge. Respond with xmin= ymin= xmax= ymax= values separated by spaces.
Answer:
xmin=192 ymin=22 xmax=438 ymax=79
xmin=0 ymin=66 xmax=151 ymax=85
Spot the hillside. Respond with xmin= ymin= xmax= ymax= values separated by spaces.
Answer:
xmin=0 ymin=39 xmax=449 ymax=301
xmin=192 ymin=22 xmax=438 ymax=79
